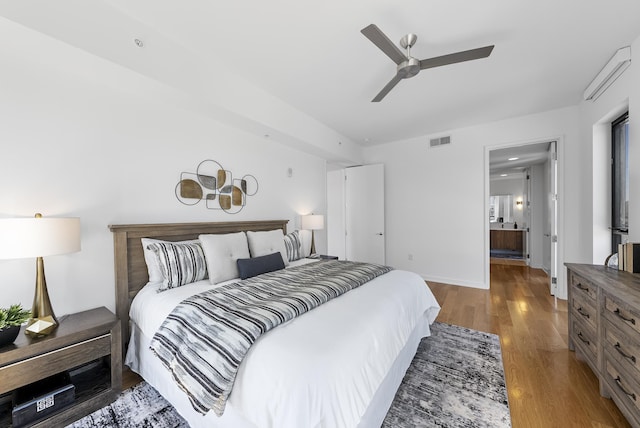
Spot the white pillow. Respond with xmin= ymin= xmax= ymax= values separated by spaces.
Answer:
xmin=199 ymin=232 xmax=250 ymax=284
xmin=246 ymin=229 xmax=289 ymax=267
xmin=141 ymin=238 xmax=200 ymax=283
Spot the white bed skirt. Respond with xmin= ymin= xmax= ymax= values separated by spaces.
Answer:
xmin=126 ymin=313 xmax=432 ymax=428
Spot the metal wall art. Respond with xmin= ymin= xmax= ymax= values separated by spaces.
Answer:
xmin=175 ymin=160 xmax=258 ymax=214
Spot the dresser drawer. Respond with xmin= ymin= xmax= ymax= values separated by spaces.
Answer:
xmin=570 ymin=272 xmax=597 ymax=302
xmin=603 ymin=318 xmax=640 ymax=380
xmin=604 ymin=295 xmax=640 ymax=337
xmin=604 ymin=357 xmax=640 ymax=423
xmin=572 ymin=319 xmax=598 ymax=368
xmin=571 ymin=292 xmax=597 ymax=331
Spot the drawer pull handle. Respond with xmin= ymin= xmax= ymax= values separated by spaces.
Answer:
xmin=577 ymin=332 xmax=590 ymax=345
xmin=615 ymin=342 xmax=636 ymax=363
xmin=577 ymin=307 xmax=590 ymax=319
xmin=615 ymin=376 xmax=637 ymax=401
xmin=614 ymin=308 xmax=636 ymax=325
xmin=576 ymin=283 xmax=589 ymax=292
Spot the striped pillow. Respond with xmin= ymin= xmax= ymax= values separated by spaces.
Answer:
xmin=283 ymin=230 xmax=302 ymax=262
xmin=147 ymin=241 xmax=208 ymax=291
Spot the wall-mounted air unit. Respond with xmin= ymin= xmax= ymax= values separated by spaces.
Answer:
xmin=583 ymin=46 xmax=631 ymax=101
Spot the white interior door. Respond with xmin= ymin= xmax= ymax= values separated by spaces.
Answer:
xmin=525 ymin=169 xmax=531 ymax=266
xmin=549 ymin=141 xmax=559 ymax=295
xmin=326 ymin=169 xmax=346 ymax=259
xmin=345 ymin=164 xmax=385 ymax=264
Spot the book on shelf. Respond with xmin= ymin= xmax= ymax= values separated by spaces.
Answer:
xmin=618 ymin=242 xmax=640 ymax=273
xmin=619 ymin=243 xmax=624 ymax=271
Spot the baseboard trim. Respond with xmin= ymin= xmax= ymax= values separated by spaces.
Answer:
xmin=420 ymin=274 xmax=487 ymax=290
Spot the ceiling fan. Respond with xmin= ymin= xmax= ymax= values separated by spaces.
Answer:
xmin=361 ymin=24 xmax=494 ymax=102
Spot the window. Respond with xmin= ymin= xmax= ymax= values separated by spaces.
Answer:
xmin=611 ymin=112 xmax=629 ymax=252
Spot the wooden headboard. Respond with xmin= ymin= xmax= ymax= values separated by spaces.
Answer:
xmin=109 ymin=220 xmax=288 ymax=350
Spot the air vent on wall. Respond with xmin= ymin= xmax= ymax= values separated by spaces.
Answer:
xmin=429 ymin=136 xmax=451 ymax=148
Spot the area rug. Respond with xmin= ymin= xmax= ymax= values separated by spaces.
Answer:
xmin=382 ymin=322 xmax=511 ymax=427
xmin=490 ymin=249 xmax=524 ymax=259
xmin=68 ymin=322 xmax=510 ymax=428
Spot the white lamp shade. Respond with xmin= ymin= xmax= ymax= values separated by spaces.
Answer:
xmin=0 ymin=216 xmax=81 ymax=259
xmin=301 ymin=214 xmax=324 ymax=231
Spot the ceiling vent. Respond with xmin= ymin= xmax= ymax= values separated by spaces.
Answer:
xmin=429 ymin=136 xmax=451 ymax=148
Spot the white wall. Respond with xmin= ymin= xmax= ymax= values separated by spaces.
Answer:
xmin=0 ymin=24 xmax=328 ymax=316
xmin=364 ymin=106 xmax=578 ymax=296
xmin=362 ymin=33 xmax=640 ymax=299
xmin=579 ymin=35 xmax=639 ymax=262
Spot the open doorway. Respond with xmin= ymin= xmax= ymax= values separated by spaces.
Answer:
xmin=488 ymin=140 xmax=559 ymax=295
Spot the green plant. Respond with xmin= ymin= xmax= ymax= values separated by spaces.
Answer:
xmin=0 ymin=304 xmax=31 ymax=329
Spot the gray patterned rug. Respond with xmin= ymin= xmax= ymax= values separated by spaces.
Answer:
xmin=382 ymin=322 xmax=511 ymax=427
xmin=68 ymin=322 xmax=510 ymax=428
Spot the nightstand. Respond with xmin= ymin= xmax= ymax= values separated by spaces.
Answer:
xmin=307 ymin=254 xmax=339 ymax=260
xmin=0 ymin=307 xmax=121 ymax=427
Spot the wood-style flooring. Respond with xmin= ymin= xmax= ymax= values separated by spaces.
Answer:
xmin=122 ymin=262 xmax=631 ymax=427
xmin=429 ymin=262 xmax=630 ymax=428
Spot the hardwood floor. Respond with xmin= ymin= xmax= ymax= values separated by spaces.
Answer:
xmin=122 ymin=366 xmax=142 ymax=390
xmin=429 ymin=263 xmax=631 ymax=428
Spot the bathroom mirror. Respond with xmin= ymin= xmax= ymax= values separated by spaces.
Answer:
xmin=489 ymin=194 xmax=513 ymax=223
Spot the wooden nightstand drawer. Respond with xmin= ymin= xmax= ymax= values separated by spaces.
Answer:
xmin=0 ymin=307 xmax=121 ymax=427
xmin=0 ymin=334 xmax=111 ymax=394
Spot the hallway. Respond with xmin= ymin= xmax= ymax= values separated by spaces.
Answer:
xmin=428 ymin=263 xmax=629 ymax=427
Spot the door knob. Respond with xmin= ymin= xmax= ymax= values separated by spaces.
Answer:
xmin=376 ymin=233 xmax=384 ymax=236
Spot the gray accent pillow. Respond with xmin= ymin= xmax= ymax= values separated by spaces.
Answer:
xmin=237 ymin=252 xmax=285 ymax=279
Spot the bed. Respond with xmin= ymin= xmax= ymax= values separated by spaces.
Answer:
xmin=109 ymin=220 xmax=441 ymax=428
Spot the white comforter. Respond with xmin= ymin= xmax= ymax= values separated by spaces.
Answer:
xmin=126 ymin=260 xmax=441 ymax=428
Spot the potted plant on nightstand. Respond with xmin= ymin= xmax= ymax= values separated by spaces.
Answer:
xmin=0 ymin=304 xmax=30 ymax=347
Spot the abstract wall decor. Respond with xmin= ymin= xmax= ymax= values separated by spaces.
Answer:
xmin=175 ymin=160 xmax=258 ymax=214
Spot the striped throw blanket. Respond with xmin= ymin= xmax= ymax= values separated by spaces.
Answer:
xmin=149 ymin=260 xmax=392 ymax=416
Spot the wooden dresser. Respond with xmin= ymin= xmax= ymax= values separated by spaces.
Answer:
xmin=567 ymin=264 xmax=640 ymax=427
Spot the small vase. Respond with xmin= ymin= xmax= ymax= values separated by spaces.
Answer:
xmin=0 ymin=325 xmax=20 ymax=348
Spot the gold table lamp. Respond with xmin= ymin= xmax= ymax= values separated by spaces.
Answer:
xmin=0 ymin=213 xmax=81 ymax=336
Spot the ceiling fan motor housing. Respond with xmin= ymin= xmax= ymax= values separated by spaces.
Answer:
xmin=398 ymin=57 xmax=420 ymax=79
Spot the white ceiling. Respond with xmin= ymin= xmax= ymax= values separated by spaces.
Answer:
xmin=2 ymin=0 xmax=640 ymax=146
xmin=489 ymin=142 xmax=551 ymax=178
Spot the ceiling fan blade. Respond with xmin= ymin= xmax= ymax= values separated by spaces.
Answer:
xmin=419 ymin=45 xmax=494 ymax=70
xmin=372 ymin=74 xmax=402 ymax=102
xmin=361 ymin=24 xmax=407 ymax=65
